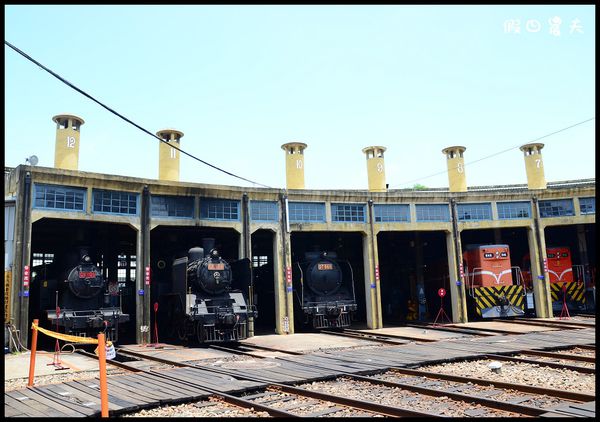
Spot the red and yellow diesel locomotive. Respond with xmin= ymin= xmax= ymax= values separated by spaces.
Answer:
xmin=463 ymin=244 xmax=525 ymax=318
xmin=522 ymin=246 xmax=586 ymax=313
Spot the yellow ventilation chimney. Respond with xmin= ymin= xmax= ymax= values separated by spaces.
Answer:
xmin=281 ymin=142 xmax=307 ymax=189
xmin=53 ymin=114 xmax=84 ymax=170
xmin=362 ymin=146 xmax=387 ymax=192
xmin=442 ymin=146 xmax=467 ymax=192
xmin=157 ymin=129 xmax=184 ymax=181
xmin=519 ymin=143 xmax=546 ymax=190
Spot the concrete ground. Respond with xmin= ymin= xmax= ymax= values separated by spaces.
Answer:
xmin=4 ymin=349 xmax=100 ymax=380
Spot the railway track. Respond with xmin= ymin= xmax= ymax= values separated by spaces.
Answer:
xmin=8 ymin=323 xmax=594 ymax=418
xmin=106 ymin=340 xmax=595 ymax=418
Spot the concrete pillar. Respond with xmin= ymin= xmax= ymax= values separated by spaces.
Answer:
xmin=135 ymin=229 xmax=144 ymax=343
xmin=362 ymin=146 xmax=387 ymax=192
xmin=276 ymin=194 xmax=294 ymax=334
xmin=157 ymin=129 xmax=184 ymax=182
xmin=520 ymin=143 xmax=547 ymax=190
xmin=12 ymin=170 xmax=32 ymax=345
xmin=241 ymin=194 xmax=254 ymax=336
xmin=362 ymin=233 xmax=376 ymax=328
xmin=365 ymin=200 xmax=382 ymax=328
xmin=445 ymin=231 xmax=468 ymax=322
xmin=53 ymin=114 xmax=84 ymax=170
xmin=526 ymin=226 xmax=552 ymax=317
xmin=281 ymin=142 xmax=307 ymax=190
xmin=442 ymin=146 xmax=467 ymax=192
xmin=274 ymin=231 xmax=293 ymax=334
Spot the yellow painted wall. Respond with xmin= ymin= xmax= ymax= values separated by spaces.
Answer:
xmin=282 ymin=143 xmax=306 ymax=190
xmin=443 ymin=147 xmax=467 ymax=192
xmin=157 ymin=130 xmax=183 ymax=182
xmin=524 ymin=152 xmax=547 ymax=190
xmin=53 ymin=115 xmax=84 ymax=170
xmin=363 ymin=146 xmax=386 ymax=192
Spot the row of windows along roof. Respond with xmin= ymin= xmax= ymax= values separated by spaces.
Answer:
xmin=32 ymin=184 xmax=595 ymax=222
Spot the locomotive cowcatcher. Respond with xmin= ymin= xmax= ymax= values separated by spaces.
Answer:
xmin=463 ymin=244 xmax=525 ymax=318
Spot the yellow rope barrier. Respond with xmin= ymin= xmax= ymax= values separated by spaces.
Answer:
xmin=31 ymin=323 xmax=112 ymax=347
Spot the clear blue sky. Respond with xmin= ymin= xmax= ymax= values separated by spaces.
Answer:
xmin=4 ymin=5 xmax=595 ymax=190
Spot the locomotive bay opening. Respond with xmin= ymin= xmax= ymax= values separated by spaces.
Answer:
xmin=251 ymin=229 xmax=277 ymax=335
xmin=543 ymin=224 xmax=596 ymax=313
xmin=150 ymin=226 xmax=255 ymax=344
xmin=29 ymin=218 xmax=136 ymax=349
xmin=290 ymin=232 xmax=366 ymax=331
xmin=377 ymin=231 xmax=449 ymax=325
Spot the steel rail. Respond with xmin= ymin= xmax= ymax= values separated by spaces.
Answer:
xmin=388 ymin=367 xmax=595 ymax=402
xmin=109 ymin=348 xmax=438 ymax=416
xmin=404 ymin=321 xmax=498 ymax=336
xmin=75 ymin=349 xmax=292 ymax=417
xmin=266 ymin=383 xmax=441 ymax=417
xmin=485 ymin=353 xmax=595 ymax=374
xmin=436 ymin=325 xmax=528 ymax=335
xmin=207 ymin=344 xmax=271 ymax=357
xmin=520 ymin=349 xmax=596 ymax=363
xmin=343 ymin=373 xmax=552 ymax=416
xmin=320 ymin=329 xmax=408 ymax=345
xmin=340 ymin=327 xmax=439 ymax=342
xmin=500 ymin=318 xmax=595 ymax=329
xmin=574 ymin=344 xmax=595 ymax=350
xmin=76 ymin=349 xmax=142 ymax=372
xmin=236 ymin=343 xmax=305 ymax=355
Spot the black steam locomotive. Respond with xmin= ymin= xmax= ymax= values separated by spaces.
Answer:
xmin=166 ymin=238 xmax=256 ymax=343
xmin=39 ymin=251 xmax=129 ymax=342
xmin=294 ymin=250 xmax=357 ymax=329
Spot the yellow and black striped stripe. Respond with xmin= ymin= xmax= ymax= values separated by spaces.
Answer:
xmin=472 ymin=285 xmax=525 ymax=316
xmin=550 ymin=282 xmax=586 ymax=305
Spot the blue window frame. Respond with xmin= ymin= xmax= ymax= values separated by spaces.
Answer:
xmin=93 ymin=189 xmax=138 ymax=215
xmin=457 ymin=203 xmax=492 ymax=221
xmin=332 ymin=203 xmax=366 ymax=222
xmin=151 ymin=195 xmax=194 ymax=218
xmin=538 ymin=199 xmax=575 ymax=218
xmin=250 ymin=201 xmax=278 ymax=221
xmin=200 ymin=198 xmax=240 ymax=221
xmin=288 ymin=202 xmax=325 ymax=223
xmin=415 ymin=204 xmax=450 ymax=222
xmin=33 ymin=184 xmax=86 ymax=212
xmin=374 ymin=204 xmax=410 ymax=222
xmin=497 ymin=201 xmax=531 ymax=219
xmin=579 ymin=197 xmax=595 ymax=215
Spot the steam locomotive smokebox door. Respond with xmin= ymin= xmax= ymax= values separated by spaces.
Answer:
xmin=306 ymin=257 xmax=343 ymax=296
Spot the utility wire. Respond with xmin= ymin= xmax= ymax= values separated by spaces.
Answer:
xmin=5 ymin=40 xmax=272 ymax=189
xmin=390 ymin=117 xmax=595 ymax=188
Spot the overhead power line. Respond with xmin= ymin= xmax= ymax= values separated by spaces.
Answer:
xmin=390 ymin=117 xmax=595 ymax=188
xmin=5 ymin=40 xmax=272 ymax=189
